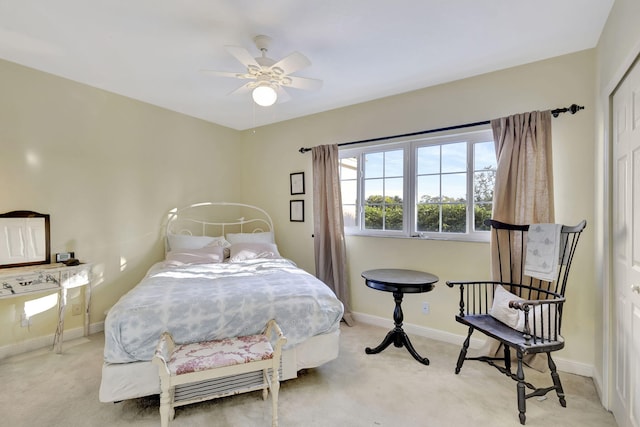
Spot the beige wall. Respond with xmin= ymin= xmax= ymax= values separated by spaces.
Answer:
xmin=593 ymin=0 xmax=640 ymax=404
xmin=0 ymin=41 xmax=602 ymax=372
xmin=242 ymin=50 xmax=597 ymax=367
xmin=0 ymin=59 xmax=242 ymax=349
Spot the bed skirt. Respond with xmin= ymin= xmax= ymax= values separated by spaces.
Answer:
xmin=99 ymin=328 xmax=340 ymax=403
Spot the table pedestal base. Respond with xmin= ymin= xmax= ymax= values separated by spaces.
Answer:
xmin=365 ymin=327 xmax=430 ymax=365
xmin=364 ymin=290 xmax=430 ymax=365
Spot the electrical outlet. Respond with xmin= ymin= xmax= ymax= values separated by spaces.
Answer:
xmin=421 ymin=302 xmax=430 ymax=315
xmin=72 ymin=304 xmax=82 ymax=316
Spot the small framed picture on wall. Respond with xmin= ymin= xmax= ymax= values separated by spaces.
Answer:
xmin=290 ymin=200 xmax=304 ymax=222
xmin=290 ymin=172 xmax=305 ymax=195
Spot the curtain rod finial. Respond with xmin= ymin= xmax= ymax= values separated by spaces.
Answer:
xmin=551 ymin=104 xmax=585 ymax=118
xmin=299 ymin=147 xmax=310 ymax=154
xmin=569 ymin=104 xmax=584 ymax=115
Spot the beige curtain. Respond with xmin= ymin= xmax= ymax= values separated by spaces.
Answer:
xmin=484 ymin=110 xmax=554 ymax=369
xmin=489 ymin=110 xmax=554 ymax=282
xmin=491 ymin=110 xmax=554 ymax=225
xmin=312 ymin=144 xmax=354 ymax=326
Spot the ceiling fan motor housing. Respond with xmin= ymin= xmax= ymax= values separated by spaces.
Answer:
xmin=253 ymin=35 xmax=273 ymax=51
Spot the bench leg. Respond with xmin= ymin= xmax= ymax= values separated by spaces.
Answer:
xmin=516 ymin=351 xmax=526 ymax=425
xmin=158 ymin=381 xmax=172 ymax=427
xmin=547 ymin=353 xmax=566 ymax=407
xmin=262 ymin=369 xmax=269 ymax=400
xmin=455 ymin=327 xmax=473 ymax=374
xmin=270 ymin=369 xmax=280 ymax=427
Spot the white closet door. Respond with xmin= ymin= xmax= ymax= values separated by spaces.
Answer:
xmin=612 ymin=57 xmax=640 ymax=427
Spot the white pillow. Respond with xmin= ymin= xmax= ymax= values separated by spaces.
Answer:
xmin=205 ymin=237 xmax=232 ymax=248
xmin=515 ymin=303 xmax=559 ymax=340
xmin=229 ymin=242 xmax=281 ymax=262
xmin=167 ymin=234 xmax=230 ymax=251
xmin=165 ymin=246 xmax=226 ymax=265
xmin=489 ymin=285 xmax=523 ymax=329
xmin=167 ymin=234 xmax=214 ymax=251
xmin=226 ymin=231 xmax=274 ymax=245
xmin=489 ymin=285 xmax=560 ymax=340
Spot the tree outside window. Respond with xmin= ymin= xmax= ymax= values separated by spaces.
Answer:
xmin=340 ymin=129 xmax=495 ymax=241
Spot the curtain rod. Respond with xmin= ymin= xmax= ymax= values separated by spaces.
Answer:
xmin=298 ymin=103 xmax=584 ymax=154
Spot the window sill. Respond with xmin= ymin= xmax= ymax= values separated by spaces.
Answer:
xmin=344 ymin=231 xmax=490 ymax=243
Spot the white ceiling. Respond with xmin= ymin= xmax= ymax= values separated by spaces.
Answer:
xmin=0 ymin=1 xmax=614 ymax=131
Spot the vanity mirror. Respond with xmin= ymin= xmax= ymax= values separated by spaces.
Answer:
xmin=0 ymin=210 xmax=50 ymax=268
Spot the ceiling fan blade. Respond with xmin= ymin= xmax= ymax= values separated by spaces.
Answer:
xmin=284 ymin=76 xmax=323 ymax=91
xmin=228 ymin=82 xmax=253 ymax=96
xmin=200 ymin=69 xmax=254 ymax=79
xmin=225 ymin=45 xmax=260 ymax=68
xmin=270 ymin=51 xmax=311 ymax=75
xmin=275 ymin=86 xmax=292 ymax=104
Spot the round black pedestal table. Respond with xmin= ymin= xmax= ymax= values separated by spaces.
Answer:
xmin=362 ymin=268 xmax=438 ymax=365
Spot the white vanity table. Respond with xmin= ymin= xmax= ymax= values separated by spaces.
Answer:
xmin=0 ymin=262 xmax=92 ymax=353
xmin=0 ymin=209 xmax=92 ymax=353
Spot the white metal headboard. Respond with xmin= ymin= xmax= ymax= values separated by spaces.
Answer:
xmin=166 ymin=202 xmax=274 ymax=240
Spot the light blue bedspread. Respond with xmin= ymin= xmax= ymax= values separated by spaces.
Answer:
xmin=104 ymin=258 xmax=344 ymax=363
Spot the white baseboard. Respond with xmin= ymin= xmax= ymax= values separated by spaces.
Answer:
xmin=554 ymin=355 xmax=594 ymax=378
xmin=591 ymin=364 xmax=605 ymax=404
xmin=352 ymin=311 xmax=595 ymax=378
xmin=0 ymin=321 xmax=105 ymax=360
xmin=352 ymin=311 xmax=485 ymax=349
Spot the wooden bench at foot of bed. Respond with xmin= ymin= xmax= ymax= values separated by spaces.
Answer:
xmin=152 ymin=320 xmax=287 ymax=427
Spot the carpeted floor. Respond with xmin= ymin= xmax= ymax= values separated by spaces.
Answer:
xmin=0 ymin=322 xmax=617 ymax=426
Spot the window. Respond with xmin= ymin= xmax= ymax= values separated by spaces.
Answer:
xmin=339 ymin=129 xmax=496 ymax=241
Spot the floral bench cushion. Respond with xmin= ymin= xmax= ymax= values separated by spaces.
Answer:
xmin=168 ymin=334 xmax=274 ymax=376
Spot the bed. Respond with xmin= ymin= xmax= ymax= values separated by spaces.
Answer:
xmin=99 ymin=202 xmax=344 ymax=403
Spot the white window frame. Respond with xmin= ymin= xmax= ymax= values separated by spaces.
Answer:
xmin=339 ymin=128 xmax=495 ymax=242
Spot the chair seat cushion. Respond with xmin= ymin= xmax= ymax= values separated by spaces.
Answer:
xmin=168 ymin=334 xmax=274 ymax=375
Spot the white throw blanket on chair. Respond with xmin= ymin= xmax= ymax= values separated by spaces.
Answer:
xmin=524 ymin=223 xmax=562 ymax=281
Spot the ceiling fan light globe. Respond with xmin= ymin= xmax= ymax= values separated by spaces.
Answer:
xmin=252 ymin=85 xmax=277 ymax=106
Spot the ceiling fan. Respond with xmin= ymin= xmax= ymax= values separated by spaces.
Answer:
xmin=203 ymin=35 xmax=322 ymax=106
